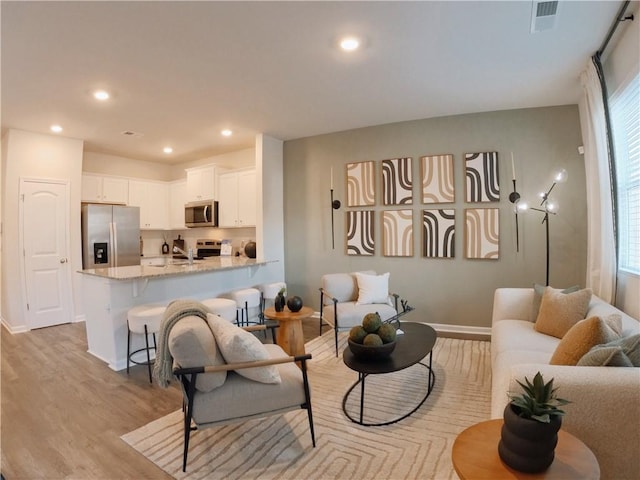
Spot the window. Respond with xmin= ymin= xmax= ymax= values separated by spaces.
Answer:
xmin=610 ymin=72 xmax=640 ymax=275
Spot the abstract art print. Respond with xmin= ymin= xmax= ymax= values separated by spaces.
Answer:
xmin=422 ymin=209 xmax=455 ymax=258
xmin=421 ymin=154 xmax=455 ymax=203
xmin=347 ymin=210 xmax=374 ymax=256
xmin=347 ymin=161 xmax=376 ymax=207
xmin=382 ymin=157 xmax=413 ymax=205
xmin=382 ymin=210 xmax=413 ymax=257
xmin=465 ymin=152 xmax=500 ymax=202
xmin=465 ymin=208 xmax=499 ymax=259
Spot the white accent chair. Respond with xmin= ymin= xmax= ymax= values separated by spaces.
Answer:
xmin=319 ymin=271 xmax=401 ymax=356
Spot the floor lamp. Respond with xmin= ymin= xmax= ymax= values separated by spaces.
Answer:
xmin=529 ymin=169 xmax=568 ymax=286
xmin=509 ymin=168 xmax=569 ymax=285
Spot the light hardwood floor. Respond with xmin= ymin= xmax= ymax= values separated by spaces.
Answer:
xmin=1 ymin=318 xmax=322 ymax=479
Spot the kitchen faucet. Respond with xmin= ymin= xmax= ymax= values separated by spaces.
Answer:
xmin=173 ymin=245 xmax=194 ymax=264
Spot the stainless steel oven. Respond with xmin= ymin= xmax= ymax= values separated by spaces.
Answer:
xmin=185 ymin=200 xmax=218 ymax=228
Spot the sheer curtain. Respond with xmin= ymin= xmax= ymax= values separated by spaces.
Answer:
xmin=578 ymin=59 xmax=617 ymax=302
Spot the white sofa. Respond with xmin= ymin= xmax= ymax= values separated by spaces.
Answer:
xmin=491 ymin=288 xmax=640 ymax=480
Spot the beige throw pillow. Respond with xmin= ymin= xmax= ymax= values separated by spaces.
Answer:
xmin=168 ymin=315 xmax=226 ymax=392
xmin=534 ymin=287 xmax=592 ymax=338
xmin=530 ymin=284 xmax=581 ymax=322
xmin=207 ymin=313 xmax=281 ymax=384
xmin=550 ymin=315 xmax=621 ymax=365
xmin=355 ymin=272 xmax=392 ymax=306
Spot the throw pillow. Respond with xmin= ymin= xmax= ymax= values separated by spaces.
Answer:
xmin=168 ymin=315 xmax=226 ymax=392
xmin=207 ymin=313 xmax=281 ymax=384
xmin=578 ymin=333 xmax=640 ymax=367
xmin=534 ymin=287 xmax=592 ymax=338
xmin=355 ymin=272 xmax=392 ymax=306
xmin=530 ymin=284 xmax=581 ymax=322
xmin=549 ymin=315 xmax=621 ymax=366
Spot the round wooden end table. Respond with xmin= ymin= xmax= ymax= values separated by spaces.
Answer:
xmin=452 ymin=419 xmax=600 ymax=479
xmin=263 ymin=306 xmax=313 ymax=357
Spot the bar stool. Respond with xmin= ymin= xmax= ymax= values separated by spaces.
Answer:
xmin=258 ymin=281 xmax=287 ymax=312
xmin=201 ymin=297 xmax=237 ymax=323
xmin=127 ymin=303 xmax=166 ymax=383
xmin=225 ymin=288 xmax=262 ymax=327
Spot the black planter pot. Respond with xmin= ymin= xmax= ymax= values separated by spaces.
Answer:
xmin=274 ymin=293 xmax=286 ymax=312
xmin=498 ymin=404 xmax=561 ymax=473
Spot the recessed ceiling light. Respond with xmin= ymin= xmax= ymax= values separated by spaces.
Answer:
xmin=163 ymin=147 xmax=173 ymax=154
xmin=93 ymin=90 xmax=110 ymax=101
xmin=50 ymin=125 xmax=63 ymax=133
xmin=340 ymin=36 xmax=360 ymax=52
xmin=221 ymin=129 xmax=233 ymax=137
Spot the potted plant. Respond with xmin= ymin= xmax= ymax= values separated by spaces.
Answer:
xmin=498 ymin=372 xmax=571 ymax=473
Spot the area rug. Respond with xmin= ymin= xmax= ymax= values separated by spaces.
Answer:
xmin=122 ymin=329 xmax=491 ymax=479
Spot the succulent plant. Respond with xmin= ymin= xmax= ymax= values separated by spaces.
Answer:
xmin=508 ymin=372 xmax=571 ymax=424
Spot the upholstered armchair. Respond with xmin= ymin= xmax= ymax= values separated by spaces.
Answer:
xmin=163 ymin=312 xmax=315 ymax=472
xmin=320 ymin=271 xmax=403 ymax=356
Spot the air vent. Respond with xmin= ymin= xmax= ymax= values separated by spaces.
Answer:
xmin=121 ymin=130 xmax=144 ymax=137
xmin=530 ymin=1 xmax=560 ymax=33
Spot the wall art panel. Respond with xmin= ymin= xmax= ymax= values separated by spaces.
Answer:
xmin=382 ymin=209 xmax=413 ymax=257
xmin=465 ymin=208 xmax=499 ymax=259
xmin=382 ymin=157 xmax=413 ymax=205
xmin=465 ymin=152 xmax=500 ymax=202
xmin=347 ymin=210 xmax=374 ymax=256
xmin=347 ymin=161 xmax=376 ymax=206
xmin=421 ymin=154 xmax=455 ymax=203
xmin=422 ymin=209 xmax=455 ymax=258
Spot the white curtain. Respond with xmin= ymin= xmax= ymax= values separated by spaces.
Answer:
xmin=578 ymin=59 xmax=617 ymax=302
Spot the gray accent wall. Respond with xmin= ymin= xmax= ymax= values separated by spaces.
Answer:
xmin=283 ymin=106 xmax=587 ymax=329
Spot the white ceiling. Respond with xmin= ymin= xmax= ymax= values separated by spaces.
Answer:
xmin=1 ymin=1 xmax=622 ymax=164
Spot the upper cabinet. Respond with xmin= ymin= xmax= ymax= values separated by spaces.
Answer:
xmin=218 ymin=169 xmax=257 ymax=228
xmin=81 ymin=174 xmax=128 ymax=204
xmin=186 ymin=165 xmax=217 ymax=202
xmin=128 ymin=180 xmax=169 ymax=229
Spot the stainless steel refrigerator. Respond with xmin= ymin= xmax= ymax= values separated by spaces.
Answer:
xmin=81 ymin=204 xmax=141 ymax=269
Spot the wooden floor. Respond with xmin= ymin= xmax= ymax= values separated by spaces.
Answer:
xmin=1 ymin=317 xmax=323 ymax=479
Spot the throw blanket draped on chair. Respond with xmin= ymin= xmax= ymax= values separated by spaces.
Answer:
xmin=153 ymin=299 xmax=209 ymax=387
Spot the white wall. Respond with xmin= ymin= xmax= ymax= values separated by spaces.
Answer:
xmin=1 ymin=129 xmax=84 ymax=331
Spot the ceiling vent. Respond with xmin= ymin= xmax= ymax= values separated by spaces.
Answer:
xmin=120 ymin=130 xmax=144 ymax=137
xmin=530 ymin=1 xmax=560 ymax=33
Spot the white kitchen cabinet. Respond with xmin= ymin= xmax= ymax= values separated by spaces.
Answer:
xmin=186 ymin=165 xmax=217 ymax=202
xmin=128 ymin=180 xmax=169 ymax=229
xmin=81 ymin=174 xmax=129 ymax=204
xmin=169 ymin=180 xmax=187 ymax=229
xmin=218 ymin=169 xmax=256 ymax=228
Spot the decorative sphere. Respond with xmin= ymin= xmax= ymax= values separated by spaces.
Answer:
xmin=286 ymin=295 xmax=303 ymax=312
xmin=244 ymin=241 xmax=256 ymax=258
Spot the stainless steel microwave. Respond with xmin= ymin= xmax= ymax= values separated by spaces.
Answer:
xmin=185 ymin=200 xmax=218 ymax=228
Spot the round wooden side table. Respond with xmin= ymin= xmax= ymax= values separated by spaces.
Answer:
xmin=452 ymin=419 xmax=600 ymax=479
xmin=263 ymin=306 xmax=313 ymax=357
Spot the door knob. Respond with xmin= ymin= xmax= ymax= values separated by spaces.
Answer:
xmin=60 ymin=258 xmax=68 ymax=264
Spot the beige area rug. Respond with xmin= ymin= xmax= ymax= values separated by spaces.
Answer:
xmin=122 ymin=329 xmax=492 ymax=479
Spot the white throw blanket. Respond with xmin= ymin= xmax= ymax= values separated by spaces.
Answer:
xmin=153 ymin=299 xmax=209 ymax=388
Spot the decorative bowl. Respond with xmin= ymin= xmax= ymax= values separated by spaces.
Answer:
xmin=348 ymin=338 xmax=396 ymax=360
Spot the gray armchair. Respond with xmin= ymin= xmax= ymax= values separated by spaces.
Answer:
xmin=166 ymin=316 xmax=315 ymax=472
xmin=319 ymin=271 xmax=404 ymax=356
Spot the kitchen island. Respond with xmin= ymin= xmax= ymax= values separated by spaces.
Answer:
xmin=79 ymin=256 xmax=277 ymax=371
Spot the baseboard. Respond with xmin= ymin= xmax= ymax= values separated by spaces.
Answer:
xmin=1 ymin=318 xmax=29 ymax=334
xmin=310 ymin=311 xmax=491 ymax=341
xmin=74 ymin=314 xmax=86 ymax=323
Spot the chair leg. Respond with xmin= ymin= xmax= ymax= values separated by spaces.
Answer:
xmin=126 ymin=328 xmax=132 ymax=374
xmin=144 ymin=324 xmax=152 ymax=383
xmin=300 ymin=359 xmax=316 ymax=447
xmin=181 ymin=373 xmax=198 ymax=472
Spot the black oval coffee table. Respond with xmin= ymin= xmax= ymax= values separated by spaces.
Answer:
xmin=342 ymin=322 xmax=437 ymax=427
xmin=342 ymin=321 xmax=437 ymax=426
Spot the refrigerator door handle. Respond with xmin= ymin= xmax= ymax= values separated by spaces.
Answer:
xmin=110 ymin=222 xmax=118 ymax=267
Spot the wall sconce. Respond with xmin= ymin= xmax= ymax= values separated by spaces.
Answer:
xmin=330 ymin=167 xmax=341 ymax=249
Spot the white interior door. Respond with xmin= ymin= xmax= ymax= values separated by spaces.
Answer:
xmin=21 ymin=179 xmax=73 ymax=329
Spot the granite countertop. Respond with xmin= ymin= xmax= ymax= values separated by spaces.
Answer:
xmin=79 ymin=256 xmax=267 ymax=280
